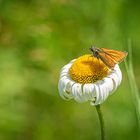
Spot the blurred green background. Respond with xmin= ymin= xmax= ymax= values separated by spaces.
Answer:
xmin=0 ymin=0 xmax=140 ymax=140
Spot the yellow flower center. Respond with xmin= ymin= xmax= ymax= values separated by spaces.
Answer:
xmin=69 ymin=54 xmax=110 ymax=84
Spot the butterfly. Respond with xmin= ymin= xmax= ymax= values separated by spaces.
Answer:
xmin=89 ymin=46 xmax=128 ymax=69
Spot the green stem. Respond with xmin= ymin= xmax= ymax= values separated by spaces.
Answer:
xmin=95 ymin=104 xmax=105 ymax=140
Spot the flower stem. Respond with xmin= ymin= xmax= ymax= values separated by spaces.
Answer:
xmin=95 ymin=104 xmax=105 ymax=140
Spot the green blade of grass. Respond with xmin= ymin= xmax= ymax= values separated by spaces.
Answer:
xmin=124 ymin=39 xmax=140 ymax=131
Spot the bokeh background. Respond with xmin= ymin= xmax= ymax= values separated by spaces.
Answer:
xmin=0 ymin=0 xmax=140 ymax=140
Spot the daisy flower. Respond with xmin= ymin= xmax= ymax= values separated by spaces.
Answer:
xmin=58 ymin=54 xmax=122 ymax=105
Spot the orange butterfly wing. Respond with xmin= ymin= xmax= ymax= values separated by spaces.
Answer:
xmin=101 ymin=48 xmax=128 ymax=63
xmin=98 ymin=48 xmax=128 ymax=69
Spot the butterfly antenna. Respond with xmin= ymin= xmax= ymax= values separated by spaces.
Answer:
xmin=89 ymin=45 xmax=93 ymax=52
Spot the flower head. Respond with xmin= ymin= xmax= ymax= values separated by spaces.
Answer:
xmin=58 ymin=54 xmax=122 ymax=105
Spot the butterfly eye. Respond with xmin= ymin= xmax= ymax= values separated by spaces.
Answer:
xmin=94 ymin=51 xmax=98 ymax=56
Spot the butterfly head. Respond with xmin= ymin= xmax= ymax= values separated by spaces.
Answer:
xmin=89 ymin=46 xmax=101 ymax=58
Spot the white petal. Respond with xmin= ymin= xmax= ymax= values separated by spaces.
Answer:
xmin=114 ymin=65 xmax=122 ymax=85
xmin=103 ymin=77 xmax=114 ymax=95
xmin=83 ymin=84 xmax=96 ymax=101
xmin=58 ymin=76 xmax=74 ymax=100
xmin=71 ymin=83 xmax=86 ymax=103
xmin=60 ymin=71 xmax=69 ymax=78
xmin=70 ymin=59 xmax=76 ymax=63
xmin=58 ymin=59 xmax=76 ymax=101
xmin=107 ymin=72 xmax=120 ymax=91
xmin=99 ymin=81 xmax=108 ymax=103
xmin=100 ymin=79 xmax=111 ymax=101
xmin=65 ymin=80 xmax=75 ymax=96
xmin=95 ymin=83 xmax=105 ymax=105
xmin=90 ymin=84 xmax=100 ymax=105
xmin=61 ymin=63 xmax=72 ymax=74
